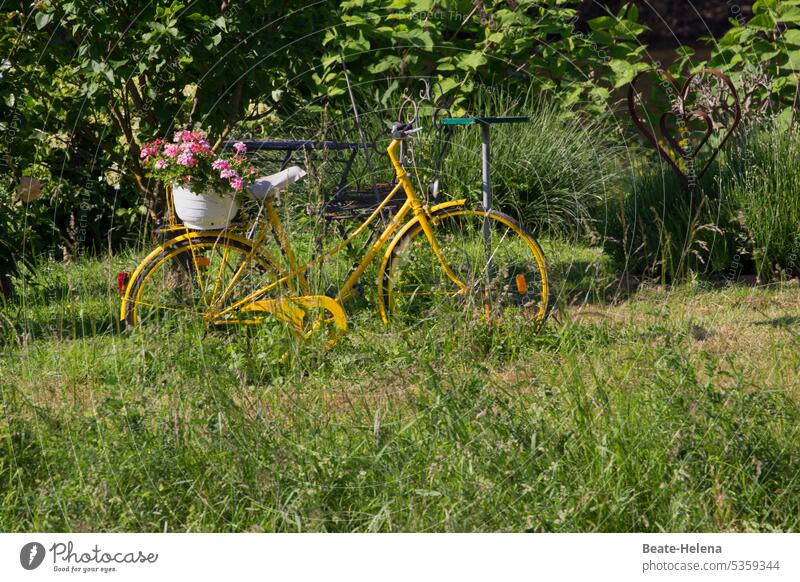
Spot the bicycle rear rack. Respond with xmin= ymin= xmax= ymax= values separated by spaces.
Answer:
xmin=317 ymin=182 xmax=401 ymax=221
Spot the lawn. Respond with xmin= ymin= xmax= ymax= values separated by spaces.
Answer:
xmin=1 ymin=250 xmax=799 ymax=532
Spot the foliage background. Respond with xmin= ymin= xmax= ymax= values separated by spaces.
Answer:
xmin=2 ymin=0 xmax=800 ymax=281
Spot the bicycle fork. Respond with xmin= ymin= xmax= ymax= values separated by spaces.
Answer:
xmin=389 ymin=142 xmax=468 ymax=294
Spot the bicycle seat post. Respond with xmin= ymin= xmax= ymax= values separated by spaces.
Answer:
xmin=480 ymin=122 xmax=491 ymax=213
xmin=439 ymin=116 xmax=529 ymax=214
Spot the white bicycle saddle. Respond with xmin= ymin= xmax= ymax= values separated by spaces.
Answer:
xmin=247 ymin=166 xmax=307 ymax=200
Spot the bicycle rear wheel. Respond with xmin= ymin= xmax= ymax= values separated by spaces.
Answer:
xmin=122 ymin=233 xmax=279 ymax=329
xmin=378 ymin=207 xmax=549 ymax=330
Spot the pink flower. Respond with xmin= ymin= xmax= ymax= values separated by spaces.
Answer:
xmin=220 ymin=168 xmax=236 ymax=179
xmin=155 ymin=159 xmax=168 ymax=170
xmin=233 ymin=142 xmax=247 ymax=155
xmin=164 ymin=144 xmax=179 ymax=158
xmin=177 ymin=152 xmax=196 ymax=167
xmin=174 ymin=130 xmax=195 ymax=143
xmin=139 ymin=142 xmax=160 ymax=160
xmin=230 ymin=176 xmax=245 ymax=190
xmin=212 ymin=159 xmax=230 ymax=171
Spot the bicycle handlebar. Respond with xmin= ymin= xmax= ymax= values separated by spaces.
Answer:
xmin=390 ymin=79 xmax=453 ymax=139
xmin=392 ymin=93 xmax=420 ymax=139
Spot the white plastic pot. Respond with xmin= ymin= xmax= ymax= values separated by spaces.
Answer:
xmin=172 ymin=183 xmax=238 ymax=230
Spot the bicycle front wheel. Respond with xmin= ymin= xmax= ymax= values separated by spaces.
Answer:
xmin=378 ymin=207 xmax=550 ymax=330
xmin=122 ymin=232 xmax=279 ymax=330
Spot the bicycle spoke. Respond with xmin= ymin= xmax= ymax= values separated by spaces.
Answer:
xmin=125 ymin=236 xmax=278 ymax=328
xmin=384 ymin=209 xmax=548 ymax=329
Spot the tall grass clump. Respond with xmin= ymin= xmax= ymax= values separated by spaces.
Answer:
xmin=602 ymin=159 xmax=742 ymax=281
xmin=438 ymin=85 xmax=622 ymax=237
xmin=722 ymin=122 xmax=800 ymax=279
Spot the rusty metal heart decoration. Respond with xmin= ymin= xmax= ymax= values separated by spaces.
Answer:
xmin=627 ymin=68 xmax=741 ymax=187
xmin=660 ymin=109 xmax=713 ymax=161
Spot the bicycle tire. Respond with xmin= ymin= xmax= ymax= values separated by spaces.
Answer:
xmin=122 ymin=233 xmax=279 ymax=329
xmin=377 ymin=206 xmax=550 ymax=331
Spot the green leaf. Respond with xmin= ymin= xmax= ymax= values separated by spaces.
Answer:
xmin=380 ymin=79 xmax=399 ymax=105
xmin=753 ymin=0 xmax=778 ymax=14
xmin=778 ymin=6 xmax=800 ymax=22
xmin=787 ymin=49 xmax=800 ymax=69
xmin=435 ymin=77 xmax=457 ymax=96
xmin=588 ymin=16 xmax=615 ymax=31
xmin=718 ymin=27 xmax=744 ymax=46
xmin=368 ymin=56 xmax=401 ymax=74
xmin=783 ymin=29 xmax=800 ymax=46
xmin=747 ymin=12 xmax=777 ymax=29
xmin=397 ymin=29 xmax=434 ymax=51
xmin=34 ymin=11 xmax=53 ymax=30
xmin=608 ymin=59 xmax=637 ymax=88
xmin=213 ymin=16 xmax=227 ymax=32
xmin=456 ymin=51 xmax=487 ymax=71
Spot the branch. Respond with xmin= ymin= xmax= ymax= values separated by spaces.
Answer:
xmin=212 ymin=73 xmax=247 ymax=150
xmin=448 ymin=3 xmax=480 ymax=41
xmin=243 ymin=104 xmax=275 ymax=122
xmin=109 ymin=103 xmax=147 ymax=193
xmin=129 ymin=77 xmax=159 ymax=130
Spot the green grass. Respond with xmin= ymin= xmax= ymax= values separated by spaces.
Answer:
xmin=601 ymin=158 xmax=742 ymax=282
xmin=723 ymin=123 xmax=800 ymax=279
xmin=1 ymin=252 xmax=800 ymax=532
xmin=435 ymin=86 xmax=623 ymax=238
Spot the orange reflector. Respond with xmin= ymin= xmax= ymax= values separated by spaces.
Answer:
xmin=196 ymin=257 xmax=211 ymax=268
xmin=515 ymin=274 xmax=528 ymax=295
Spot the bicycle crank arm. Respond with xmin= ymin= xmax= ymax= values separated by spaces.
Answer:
xmin=241 ymin=295 xmax=348 ymax=335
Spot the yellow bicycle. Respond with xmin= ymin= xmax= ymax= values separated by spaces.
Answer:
xmin=121 ymin=104 xmax=550 ymax=340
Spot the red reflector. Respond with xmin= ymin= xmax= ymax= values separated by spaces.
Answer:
xmin=117 ymin=272 xmax=130 ymax=295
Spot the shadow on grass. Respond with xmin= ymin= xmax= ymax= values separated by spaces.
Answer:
xmin=2 ymin=305 xmax=125 ymax=343
xmin=550 ymin=259 xmax=641 ymax=306
xmin=754 ymin=315 xmax=800 ymax=329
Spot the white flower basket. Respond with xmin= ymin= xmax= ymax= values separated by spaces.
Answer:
xmin=172 ymin=183 xmax=238 ymax=230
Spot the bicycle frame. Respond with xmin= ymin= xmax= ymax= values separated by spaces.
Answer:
xmin=204 ymin=139 xmax=467 ymax=323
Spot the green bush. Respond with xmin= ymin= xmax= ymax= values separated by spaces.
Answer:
xmin=722 ymin=123 xmax=800 ymax=279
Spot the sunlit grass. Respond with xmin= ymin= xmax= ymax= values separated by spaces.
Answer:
xmin=1 ymin=254 xmax=799 ymax=532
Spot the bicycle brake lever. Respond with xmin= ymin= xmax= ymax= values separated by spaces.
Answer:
xmin=391 ymin=122 xmax=422 ymax=140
